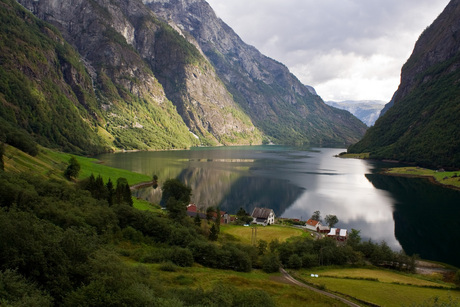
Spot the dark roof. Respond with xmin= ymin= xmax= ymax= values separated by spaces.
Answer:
xmin=187 ymin=211 xmax=207 ymax=219
xmin=251 ymin=207 xmax=274 ymax=219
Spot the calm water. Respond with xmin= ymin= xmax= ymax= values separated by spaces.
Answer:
xmin=96 ymin=146 xmax=460 ymax=267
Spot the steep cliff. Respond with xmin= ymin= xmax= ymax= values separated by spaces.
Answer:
xmin=0 ymin=0 xmax=109 ymax=154
xmin=11 ymin=0 xmax=261 ymax=152
xmin=144 ymin=0 xmax=367 ymax=146
xmin=349 ymin=0 xmax=460 ymax=168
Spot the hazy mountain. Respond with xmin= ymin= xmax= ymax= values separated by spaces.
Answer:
xmin=348 ymin=0 xmax=460 ymax=168
xmin=325 ymin=100 xmax=386 ymax=126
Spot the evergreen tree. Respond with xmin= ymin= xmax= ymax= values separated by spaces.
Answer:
xmin=209 ymin=223 xmax=218 ymax=241
xmin=194 ymin=213 xmax=201 ymax=227
xmin=206 ymin=206 xmax=215 ymax=221
xmin=115 ymin=178 xmax=132 ymax=206
xmin=106 ymin=178 xmax=114 ymax=206
xmin=0 ymin=142 xmax=4 ymax=171
xmin=215 ymin=206 xmax=221 ymax=233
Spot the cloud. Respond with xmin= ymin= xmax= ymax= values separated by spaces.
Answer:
xmin=206 ymin=0 xmax=450 ymax=101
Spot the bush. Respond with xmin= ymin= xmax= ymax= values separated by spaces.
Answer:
xmin=261 ymin=253 xmax=280 ymax=273
xmin=159 ymin=262 xmax=178 ymax=272
xmin=171 ymin=247 xmax=194 ymax=267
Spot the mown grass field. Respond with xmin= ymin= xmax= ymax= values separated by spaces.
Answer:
xmin=294 ymin=267 xmax=460 ymax=306
xmin=385 ymin=166 xmax=460 ymax=189
xmin=220 ymin=224 xmax=308 ymax=244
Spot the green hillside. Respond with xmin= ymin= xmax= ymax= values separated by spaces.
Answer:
xmin=348 ymin=1 xmax=460 ymax=169
xmin=0 ymin=0 xmax=203 ymax=154
xmin=0 ymin=0 xmax=108 ymax=154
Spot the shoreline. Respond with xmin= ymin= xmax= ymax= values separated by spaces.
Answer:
xmin=382 ymin=167 xmax=460 ymax=191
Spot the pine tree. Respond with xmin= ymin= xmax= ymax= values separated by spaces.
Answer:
xmin=194 ymin=213 xmax=201 ymax=227
xmin=209 ymin=223 xmax=218 ymax=241
xmin=106 ymin=178 xmax=114 ymax=206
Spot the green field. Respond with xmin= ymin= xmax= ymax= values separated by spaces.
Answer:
xmin=295 ymin=267 xmax=460 ymax=306
xmin=139 ymin=264 xmax=348 ymax=307
xmin=4 ymin=145 xmax=156 ymax=211
xmin=220 ymin=224 xmax=308 ymax=244
xmin=385 ymin=166 xmax=460 ymax=189
xmin=4 ymin=145 xmax=152 ymax=185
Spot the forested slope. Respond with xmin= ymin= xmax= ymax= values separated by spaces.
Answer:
xmin=348 ymin=0 xmax=460 ymax=168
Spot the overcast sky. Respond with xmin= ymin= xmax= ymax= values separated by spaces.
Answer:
xmin=206 ymin=0 xmax=450 ymax=102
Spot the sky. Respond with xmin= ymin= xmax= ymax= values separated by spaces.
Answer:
xmin=206 ymin=0 xmax=450 ymax=102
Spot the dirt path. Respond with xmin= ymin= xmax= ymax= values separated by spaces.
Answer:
xmin=278 ymin=268 xmax=362 ymax=307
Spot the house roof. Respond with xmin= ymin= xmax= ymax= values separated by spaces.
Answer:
xmin=187 ymin=204 xmax=197 ymax=212
xmin=186 ymin=211 xmax=206 ymax=219
xmin=306 ymin=219 xmax=320 ymax=227
xmin=251 ymin=207 xmax=274 ymax=219
xmin=327 ymin=228 xmax=337 ymax=236
xmin=339 ymin=229 xmax=348 ymax=237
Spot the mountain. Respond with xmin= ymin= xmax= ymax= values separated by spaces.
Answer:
xmin=348 ymin=0 xmax=460 ymax=169
xmin=2 ymin=0 xmax=366 ymax=155
xmin=144 ymin=0 xmax=367 ymax=146
xmin=325 ymin=100 xmax=386 ymax=126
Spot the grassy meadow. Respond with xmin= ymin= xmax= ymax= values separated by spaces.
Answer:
xmin=384 ymin=166 xmax=460 ymax=189
xmin=220 ymin=224 xmax=309 ymax=244
xmin=293 ymin=267 xmax=459 ymax=306
xmin=135 ymin=263 xmax=349 ymax=307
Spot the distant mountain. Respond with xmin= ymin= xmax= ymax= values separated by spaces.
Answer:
xmin=325 ymin=100 xmax=386 ymax=126
xmin=348 ymin=0 xmax=460 ymax=168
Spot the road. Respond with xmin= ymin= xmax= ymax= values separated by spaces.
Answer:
xmin=279 ymin=268 xmax=362 ymax=307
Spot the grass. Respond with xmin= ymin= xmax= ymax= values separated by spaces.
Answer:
xmin=4 ymin=145 xmax=152 ymax=185
xmin=295 ymin=267 xmax=460 ymax=307
xmin=220 ymin=224 xmax=308 ymax=244
xmin=139 ymin=263 xmax=349 ymax=307
xmin=384 ymin=166 xmax=460 ymax=189
xmin=4 ymin=145 xmax=158 ymax=210
xmin=337 ymin=152 xmax=370 ymax=159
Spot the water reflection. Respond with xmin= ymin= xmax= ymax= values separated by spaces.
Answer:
xmin=366 ymin=174 xmax=460 ymax=267
xmin=97 ymin=146 xmax=460 ymax=266
xmin=280 ymin=149 xmax=400 ymax=249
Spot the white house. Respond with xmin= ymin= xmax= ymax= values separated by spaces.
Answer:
xmin=251 ymin=207 xmax=275 ymax=226
xmin=305 ymin=219 xmax=320 ymax=231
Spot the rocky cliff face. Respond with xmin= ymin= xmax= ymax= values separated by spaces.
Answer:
xmin=144 ymin=0 xmax=367 ymax=145
xmin=349 ymin=0 xmax=460 ymax=168
xmin=16 ymin=0 xmax=261 ymax=150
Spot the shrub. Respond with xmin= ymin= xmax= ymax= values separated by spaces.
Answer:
xmin=261 ymin=253 xmax=280 ymax=273
xmin=159 ymin=262 xmax=178 ymax=272
xmin=171 ymin=247 xmax=194 ymax=267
